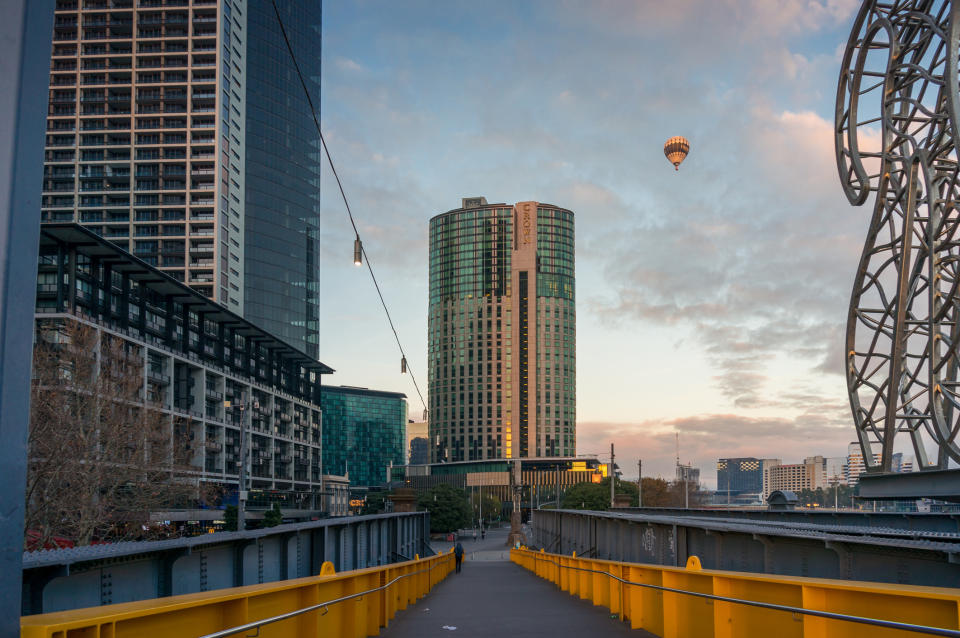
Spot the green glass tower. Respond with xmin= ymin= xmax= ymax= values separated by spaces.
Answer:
xmin=428 ymin=197 xmax=575 ymax=462
xmin=319 ymin=386 xmax=406 ymax=487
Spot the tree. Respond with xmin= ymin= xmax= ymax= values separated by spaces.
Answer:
xmin=262 ymin=502 xmax=282 ymax=527
xmin=561 ymin=477 xmax=638 ymax=511
xmin=560 ymin=476 xmax=712 ymax=511
xmin=25 ymin=319 xmax=201 ymax=547
xmin=639 ymin=477 xmax=674 ymax=507
xmin=361 ymin=490 xmax=387 ymax=515
xmin=224 ymin=505 xmax=238 ymax=531
xmin=418 ymin=483 xmax=470 ymax=533
xmin=470 ymin=492 xmax=501 ymax=524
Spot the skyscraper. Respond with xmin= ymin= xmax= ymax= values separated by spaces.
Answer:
xmin=243 ymin=0 xmax=321 ymax=358
xmin=428 ymin=197 xmax=576 ymax=462
xmin=41 ymin=0 xmax=321 ymax=356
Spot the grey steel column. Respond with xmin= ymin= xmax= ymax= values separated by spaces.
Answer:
xmin=0 ymin=0 xmax=54 ymax=631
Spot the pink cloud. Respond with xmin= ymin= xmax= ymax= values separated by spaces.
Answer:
xmin=577 ymin=412 xmax=852 ymax=489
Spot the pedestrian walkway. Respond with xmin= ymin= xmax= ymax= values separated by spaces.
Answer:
xmin=382 ymin=526 xmax=654 ymax=637
xmin=429 ymin=523 xmax=522 ymax=561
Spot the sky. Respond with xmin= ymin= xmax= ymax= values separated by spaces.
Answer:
xmin=316 ymin=0 xmax=868 ymax=488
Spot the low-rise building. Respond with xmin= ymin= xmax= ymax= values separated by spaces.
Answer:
xmin=320 ymin=386 xmax=407 ymax=488
xmin=322 ymin=474 xmax=351 ymax=517
xmin=716 ymin=458 xmax=762 ymax=504
xmin=763 ymin=460 xmax=824 ymax=499
xmin=35 ymin=224 xmax=334 ymax=509
xmin=390 ymin=457 xmax=606 ymax=510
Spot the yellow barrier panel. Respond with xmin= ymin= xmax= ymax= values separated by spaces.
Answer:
xmin=510 ymin=548 xmax=960 ymax=638
xmin=21 ymin=551 xmax=455 ymax=638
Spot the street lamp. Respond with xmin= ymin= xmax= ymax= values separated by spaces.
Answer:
xmin=225 ymin=394 xmax=257 ymax=531
xmin=353 ymin=237 xmax=363 ymax=266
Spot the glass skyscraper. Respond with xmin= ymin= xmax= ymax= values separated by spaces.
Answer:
xmin=319 ymin=386 xmax=407 ymax=488
xmin=243 ymin=0 xmax=321 ymax=358
xmin=428 ymin=197 xmax=576 ymax=462
xmin=42 ymin=0 xmax=321 ymax=357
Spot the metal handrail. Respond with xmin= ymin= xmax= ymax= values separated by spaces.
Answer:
xmin=197 ymin=554 xmax=453 ymax=638
xmin=525 ymin=552 xmax=960 ymax=637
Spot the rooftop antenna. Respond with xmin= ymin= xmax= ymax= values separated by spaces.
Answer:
xmin=675 ymin=432 xmax=680 ymax=467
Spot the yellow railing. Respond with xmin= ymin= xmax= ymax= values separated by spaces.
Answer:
xmin=22 ymin=551 xmax=455 ymax=638
xmin=511 ymin=548 xmax=960 ymax=638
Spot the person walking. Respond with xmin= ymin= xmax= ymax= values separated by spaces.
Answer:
xmin=454 ymin=542 xmax=464 ymax=573
xmin=481 ymin=527 xmax=485 ymax=540
xmin=473 ymin=528 xmax=478 ymax=542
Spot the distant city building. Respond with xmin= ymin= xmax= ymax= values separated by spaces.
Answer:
xmin=35 ymin=224 xmax=333 ymax=505
xmin=320 ymin=386 xmax=407 ymax=488
xmin=716 ymin=458 xmax=762 ymax=503
xmin=41 ymin=0 xmax=323 ymax=356
xmin=761 ymin=458 xmax=782 ymax=474
xmin=322 ymin=474 xmax=351 ymax=518
xmin=823 ymin=456 xmax=847 ymax=485
xmin=846 ymin=441 xmax=882 ymax=486
xmin=406 ymin=420 xmax=429 ymax=466
xmin=408 ymin=437 xmax=429 ymax=467
xmin=805 ymin=454 xmax=850 ymax=487
xmin=763 ymin=460 xmax=824 ymax=499
xmin=844 ymin=441 xmax=915 ymax=485
xmin=390 ymin=457 xmax=604 ymax=506
xmin=428 ymin=197 xmax=576 ymax=461
xmin=676 ymin=463 xmax=700 ymax=485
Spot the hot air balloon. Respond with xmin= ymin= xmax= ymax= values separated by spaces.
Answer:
xmin=663 ymin=136 xmax=690 ymax=171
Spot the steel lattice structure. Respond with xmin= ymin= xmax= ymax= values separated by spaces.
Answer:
xmin=836 ymin=1 xmax=960 ymax=473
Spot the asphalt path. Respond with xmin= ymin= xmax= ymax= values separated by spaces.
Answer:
xmin=429 ymin=523 xmax=523 ymax=561
xmin=381 ymin=526 xmax=654 ymax=637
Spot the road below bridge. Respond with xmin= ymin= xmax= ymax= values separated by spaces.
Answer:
xmin=383 ymin=526 xmax=652 ymax=637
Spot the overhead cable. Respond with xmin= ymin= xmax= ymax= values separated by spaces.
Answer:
xmin=270 ymin=0 xmax=427 ymax=413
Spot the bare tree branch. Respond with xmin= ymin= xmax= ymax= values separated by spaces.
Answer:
xmin=26 ymin=319 xmax=207 ymax=548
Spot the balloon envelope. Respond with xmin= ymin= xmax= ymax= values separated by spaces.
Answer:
xmin=664 ymin=136 xmax=690 ymax=170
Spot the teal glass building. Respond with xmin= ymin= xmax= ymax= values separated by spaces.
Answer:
xmin=320 ymin=386 xmax=407 ymax=487
xmin=428 ymin=197 xmax=575 ymax=462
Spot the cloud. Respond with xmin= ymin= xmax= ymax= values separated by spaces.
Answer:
xmin=577 ymin=410 xmax=853 ymax=489
xmin=317 ymin=1 xmax=872 ymax=466
xmin=334 ymin=57 xmax=366 ymax=73
xmin=554 ymin=0 xmax=858 ymax=41
xmin=591 ymin=105 xmax=866 ymax=407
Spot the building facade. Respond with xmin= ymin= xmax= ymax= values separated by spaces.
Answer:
xmin=716 ymin=457 xmax=762 ymax=502
xmin=42 ymin=0 xmax=321 ymax=355
xmin=36 ymin=224 xmax=333 ymax=502
xmin=823 ymin=456 xmax=847 ymax=485
xmin=406 ymin=420 xmax=429 ymax=465
xmin=390 ymin=457 xmax=605 ymax=508
xmin=846 ymin=441 xmax=881 ymax=486
xmin=428 ymin=197 xmax=575 ymax=461
xmin=242 ymin=0 xmax=321 ymax=358
xmin=319 ymin=386 xmax=407 ymax=488
xmin=675 ymin=463 xmax=700 ymax=485
xmin=44 ymin=0 xmax=247 ymax=312
xmin=763 ymin=461 xmax=824 ymax=499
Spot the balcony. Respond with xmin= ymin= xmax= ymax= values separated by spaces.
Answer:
xmin=147 ymin=368 xmax=170 ymax=384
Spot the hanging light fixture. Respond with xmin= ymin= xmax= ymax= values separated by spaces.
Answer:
xmin=401 ymin=355 xmax=407 ymax=373
xmin=353 ymin=236 xmax=363 ymax=266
